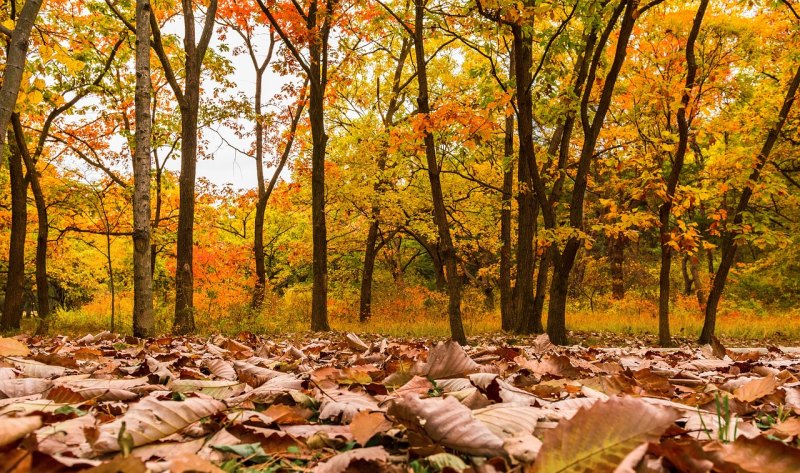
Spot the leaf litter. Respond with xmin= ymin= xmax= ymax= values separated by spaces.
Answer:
xmin=1 ymin=333 xmax=800 ymax=472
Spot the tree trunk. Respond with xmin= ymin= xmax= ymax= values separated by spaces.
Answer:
xmin=106 ymin=234 xmax=116 ymax=333
xmin=657 ymin=0 xmax=708 ymax=347
xmin=609 ymin=235 xmax=625 ymax=299
xmin=359 ymin=220 xmax=379 ymax=322
xmin=252 ymin=65 xmax=267 ymax=309
xmin=499 ymin=97 xmax=515 ymax=331
xmin=414 ymin=0 xmax=466 ymax=344
xmin=511 ymin=24 xmax=539 ymax=335
xmin=12 ymin=115 xmax=49 ymax=333
xmin=173 ymin=98 xmax=199 ymax=334
xmin=1 ymin=131 xmax=28 ymax=331
xmin=133 ymin=0 xmax=155 ymax=338
xmin=700 ymin=62 xmax=800 ymax=343
xmin=547 ymin=0 xmax=636 ymax=345
xmin=0 ymin=0 xmax=44 ymax=152
xmin=681 ymin=255 xmax=693 ymax=295
xmin=690 ymin=254 xmax=706 ymax=308
xmin=309 ymin=74 xmax=330 ymax=332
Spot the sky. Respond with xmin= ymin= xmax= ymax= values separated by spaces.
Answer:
xmin=158 ymin=19 xmax=295 ymax=191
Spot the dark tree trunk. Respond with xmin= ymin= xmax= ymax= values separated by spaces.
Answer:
xmin=511 ymin=24 xmax=539 ymax=335
xmin=657 ymin=0 xmax=708 ymax=347
xmin=173 ymin=97 xmax=199 ymax=334
xmin=359 ymin=39 xmax=409 ymax=323
xmin=681 ymin=255 xmax=693 ymax=295
xmin=359 ymin=220 xmax=380 ymax=322
xmin=548 ymin=0 xmax=636 ymax=345
xmin=609 ymin=235 xmax=625 ymax=299
xmin=1 ymin=131 xmax=28 ymax=331
xmin=414 ymin=0 xmax=466 ymax=344
xmin=12 ymin=116 xmax=49 ymax=333
xmin=700 ymin=62 xmax=800 ymax=343
xmin=133 ymin=0 xmax=155 ymax=338
xmin=0 ymin=0 xmax=43 ymax=151
xmin=690 ymin=254 xmax=707 ymax=308
xmin=252 ymin=68 xmax=268 ymax=309
xmin=309 ymin=78 xmax=330 ymax=331
xmin=499 ymin=88 xmax=515 ymax=331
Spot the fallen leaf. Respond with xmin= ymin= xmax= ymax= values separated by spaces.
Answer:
xmin=313 ymin=446 xmax=389 ymax=473
xmin=0 ymin=416 xmax=42 ymax=447
xmin=349 ymin=410 xmax=393 ymax=445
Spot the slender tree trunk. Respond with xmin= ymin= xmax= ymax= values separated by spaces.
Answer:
xmin=499 ymin=86 xmax=515 ymax=331
xmin=511 ymin=24 xmax=539 ymax=335
xmin=173 ymin=97 xmax=199 ymax=334
xmin=657 ymin=0 xmax=708 ymax=347
xmin=0 ymin=0 xmax=44 ymax=152
xmin=1 ymin=131 xmax=28 ymax=331
xmin=309 ymin=77 xmax=330 ymax=331
xmin=690 ymin=255 xmax=706 ymax=308
xmin=151 ymin=163 xmax=162 ymax=278
xmin=681 ymin=255 xmax=693 ymax=295
xmin=12 ymin=116 xmax=49 ymax=333
xmin=252 ymin=69 xmax=267 ymax=308
xmin=359 ymin=220 xmax=379 ymax=322
xmin=547 ymin=0 xmax=636 ymax=345
xmin=106 ymin=235 xmax=116 ymax=333
xmin=700 ymin=62 xmax=800 ymax=343
xmin=414 ymin=0 xmax=466 ymax=344
xmin=609 ymin=235 xmax=625 ymax=299
xmin=133 ymin=0 xmax=154 ymax=338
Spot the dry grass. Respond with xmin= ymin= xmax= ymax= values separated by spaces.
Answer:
xmin=37 ymin=286 xmax=800 ymax=344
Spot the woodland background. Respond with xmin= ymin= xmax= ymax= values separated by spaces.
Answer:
xmin=1 ymin=0 xmax=800 ymax=345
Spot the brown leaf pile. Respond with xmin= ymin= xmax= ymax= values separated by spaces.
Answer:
xmin=1 ymin=332 xmax=800 ymax=472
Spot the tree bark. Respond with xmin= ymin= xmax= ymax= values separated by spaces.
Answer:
xmin=0 ymin=0 xmax=44 ymax=152
xmin=12 ymin=115 xmax=49 ymax=333
xmin=359 ymin=39 xmax=409 ymax=323
xmin=511 ymin=23 xmax=540 ymax=335
xmin=164 ymin=0 xmax=218 ymax=335
xmin=499 ymin=56 xmax=515 ymax=331
xmin=657 ymin=0 xmax=708 ymax=347
xmin=1 ymin=130 xmax=28 ymax=331
xmin=700 ymin=62 xmax=800 ymax=343
xmin=609 ymin=235 xmax=625 ymax=299
xmin=548 ymin=0 xmax=637 ymax=345
xmin=414 ymin=0 xmax=466 ymax=344
xmin=254 ymin=85 xmax=305 ymax=308
xmin=132 ymin=0 xmax=155 ymax=338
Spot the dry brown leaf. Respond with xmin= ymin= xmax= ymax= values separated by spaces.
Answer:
xmin=0 ymin=416 xmax=42 ymax=447
xmin=0 ymin=379 xmax=51 ymax=399
xmin=390 ymin=393 xmax=504 ymax=456
xmin=317 ymin=382 xmax=381 ymax=423
xmin=205 ymin=359 xmax=237 ymax=381
xmin=345 ymin=333 xmax=370 ymax=352
xmin=733 ymin=375 xmax=780 ymax=402
xmin=415 ymin=340 xmax=484 ymax=379
xmin=349 ymin=411 xmax=393 ymax=445
xmin=233 ymin=361 xmax=284 ymax=387
xmin=170 ymin=453 xmax=226 ymax=473
xmin=707 ymin=435 xmax=800 ymax=472
xmin=536 ymin=396 xmax=680 ymax=473
xmin=0 ymin=338 xmax=30 ymax=357
xmin=313 ymin=446 xmax=389 ymax=473
xmin=472 ymin=404 xmax=543 ymax=438
xmin=93 ymin=395 xmax=226 ymax=451
xmin=504 ymin=434 xmax=542 ymax=463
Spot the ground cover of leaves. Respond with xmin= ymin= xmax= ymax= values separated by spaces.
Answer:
xmin=1 ymin=332 xmax=800 ymax=473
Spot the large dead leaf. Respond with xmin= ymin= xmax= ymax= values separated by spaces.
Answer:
xmin=708 ymin=435 xmax=800 ymax=472
xmin=415 ymin=341 xmax=485 ymax=379
xmin=535 ymin=396 xmax=680 ymax=472
xmin=233 ymin=361 xmax=285 ymax=387
xmin=349 ymin=411 xmax=393 ymax=445
xmin=472 ymin=404 xmax=543 ymax=438
xmin=6 ymin=358 xmax=66 ymax=378
xmin=390 ymin=393 xmax=504 ymax=456
xmin=317 ymin=383 xmax=381 ymax=423
xmin=0 ymin=378 xmax=52 ymax=398
xmin=169 ymin=380 xmax=246 ymax=399
xmin=205 ymin=359 xmax=236 ymax=381
xmin=93 ymin=395 xmax=226 ymax=451
xmin=313 ymin=446 xmax=389 ymax=473
xmin=0 ymin=416 xmax=42 ymax=447
xmin=733 ymin=375 xmax=780 ymax=403
xmin=0 ymin=338 xmax=30 ymax=357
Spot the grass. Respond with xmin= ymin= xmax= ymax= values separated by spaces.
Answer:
xmin=23 ymin=286 xmax=800 ymax=345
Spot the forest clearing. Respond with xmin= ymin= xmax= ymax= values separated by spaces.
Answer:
xmin=2 ymin=0 xmax=800 ymax=469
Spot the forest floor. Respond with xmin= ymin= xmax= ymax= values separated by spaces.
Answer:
xmin=1 ymin=331 xmax=800 ymax=472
